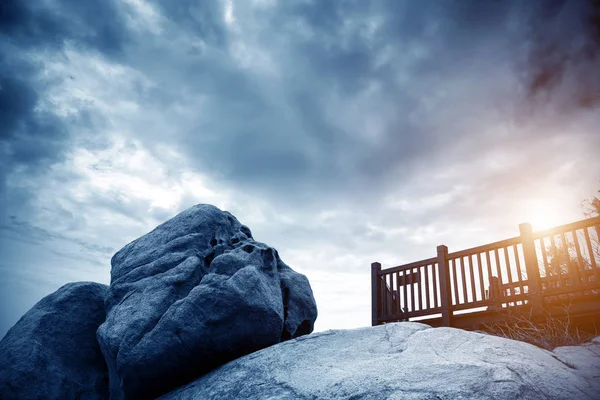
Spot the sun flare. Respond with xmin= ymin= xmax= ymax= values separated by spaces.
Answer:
xmin=525 ymin=203 xmax=563 ymax=231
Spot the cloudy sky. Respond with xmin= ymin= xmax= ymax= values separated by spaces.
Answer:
xmin=1 ymin=0 xmax=599 ymax=338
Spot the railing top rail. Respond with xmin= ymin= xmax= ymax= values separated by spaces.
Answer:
xmin=447 ymin=236 xmax=521 ymax=259
xmin=532 ymin=216 xmax=600 ymax=239
xmin=380 ymin=256 xmax=438 ymax=274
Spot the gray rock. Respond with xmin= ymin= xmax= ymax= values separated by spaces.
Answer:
xmin=97 ymin=204 xmax=318 ymax=399
xmin=161 ymin=322 xmax=600 ymax=400
xmin=553 ymin=340 xmax=600 ymax=388
xmin=0 ymin=282 xmax=109 ymax=400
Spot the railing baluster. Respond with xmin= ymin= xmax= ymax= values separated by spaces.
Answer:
xmin=437 ymin=245 xmax=451 ymax=326
xmin=549 ymin=235 xmax=564 ymax=289
xmin=396 ymin=272 xmax=402 ymax=315
xmin=424 ymin=264 xmax=430 ymax=310
xmin=503 ymin=247 xmax=513 ymax=305
xmin=560 ymin=232 xmax=575 ymax=290
xmin=567 ymin=231 xmax=583 ymax=291
xmin=583 ymin=227 xmax=599 ymax=283
xmin=460 ymin=257 xmax=468 ymax=304
xmin=402 ymin=269 xmax=407 ymax=313
xmin=540 ymin=238 xmax=551 ymax=288
xmin=485 ymin=251 xmax=493 ymax=300
xmin=513 ymin=245 xmax=523 ymax=299
xmin=452 ymin=258 xmax=459 ymax=306
xmin=383 ymin=274 xmax=392 ymax=317
xmin=371 ymin=262 xmax=381 ymax=326
xmin=409 ymin=268 xmax=415 ymax=312
xmin=571 ymin=230 xmax=586 ymax=287
xmin=494 ymin=249 xmax=504 ymax=305
xmin=477 ymin=253 xmax=485 ymax=302
xmin=432 ymin=263 xmax=439 ymax=308
xmin=468 ymin=254 xmax=476 ymax=303
xmin=415 ymin=267 xmax=421 ymax=311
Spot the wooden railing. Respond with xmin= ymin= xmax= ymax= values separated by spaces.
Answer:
xmin=371 ymin=216 xmax=600 ymax=328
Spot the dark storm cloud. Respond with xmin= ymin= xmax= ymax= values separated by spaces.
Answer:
xmin=0 ymin=0 xmax=128 ymax=55
xmin=525 ymin=0 xmax=600 ymax=110
xmin=2 ymin=0 xmax=597 ymax=203
xmin=0 ymin=0 xmax=131 ymax=160
xmin=0 ymin=0 xmax=132 ymax=220
xmin=0 ymin=73 xmax=66 ymax=164
xmin=140 ymin=1 xmax=541 ymax=205
xmin=250 ymin=0 xmax=598 ymax=203
xmin=153 ymin=0 xmax=229 ymax=47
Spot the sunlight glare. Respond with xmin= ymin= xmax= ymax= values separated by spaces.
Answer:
xmin=526 ymin=203 xmax=563 ymax=231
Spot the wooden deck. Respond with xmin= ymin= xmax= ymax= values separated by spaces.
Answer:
xmin=371 ymin=216 xmax=600 ymax=333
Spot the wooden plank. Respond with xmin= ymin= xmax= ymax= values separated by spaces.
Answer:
xmin=541 ymin=268 xmax=596 ymax=283
xmin=378 ymin=306 xmax=444 ymax=322
xmin=447 ymin=236 xmax=521 ymax=259
xmin=382 ymin=257 xmax=438 ymax=274
xmin=452 ymin=296 xmax=530 ymax=312
xmin=532 ymin=216 xmax=600 ymax=240
xmin=541 ymin=281 xmax=600 ymax=297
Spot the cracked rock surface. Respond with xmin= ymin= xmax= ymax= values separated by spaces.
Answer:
xmin=161 ymin=323 xmax=600 ymax=400
xmin=96 ymin=204 xmax=317 ymax=400
xmin=0 ymin=282 xmax=109 ymax=400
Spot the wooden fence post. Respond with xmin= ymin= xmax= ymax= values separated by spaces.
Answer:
xmin=437 ymin=245 xmax=452 ymax=327
xmin=519 ymin=223 xmax=543 ymax=317
xmin=371 ymin=262 xmax=382 ymax=326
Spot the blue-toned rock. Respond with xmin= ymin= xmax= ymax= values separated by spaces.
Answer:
xmin=160 ymin=323 xmax=600 ymax=400
xmin=0 ymin=282 xmax=109 ymax=400
xmin=96 ymin=204 xmax=318 ymax=399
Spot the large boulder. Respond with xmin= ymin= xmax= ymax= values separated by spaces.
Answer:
xmin=97 ymin=204 xmax=318 ymax=399
xmin=161 ymin=323 xmax=600 ymax=400
xmin=0 ymin=282 xmax=109 ymax=400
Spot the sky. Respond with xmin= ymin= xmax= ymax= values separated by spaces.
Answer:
xmin=1 ymin=0 xmax=599 ymax=339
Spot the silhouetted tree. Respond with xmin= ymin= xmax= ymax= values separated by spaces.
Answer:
xmin=538 ymin=187 xmax=600 ymax=288
xmin=582 ymin=188 xmax=600 ymax=218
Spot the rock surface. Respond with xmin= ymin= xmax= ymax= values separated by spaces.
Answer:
xmin=553 ymin=338 xmax=600 ymax=384
xmin=97 ymin=204 xmax=318 ymax=399
xmin=0 ymin=282 xmax=109 ymax=400
xmin=161 ymin=322 xmax=600 ymax=400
